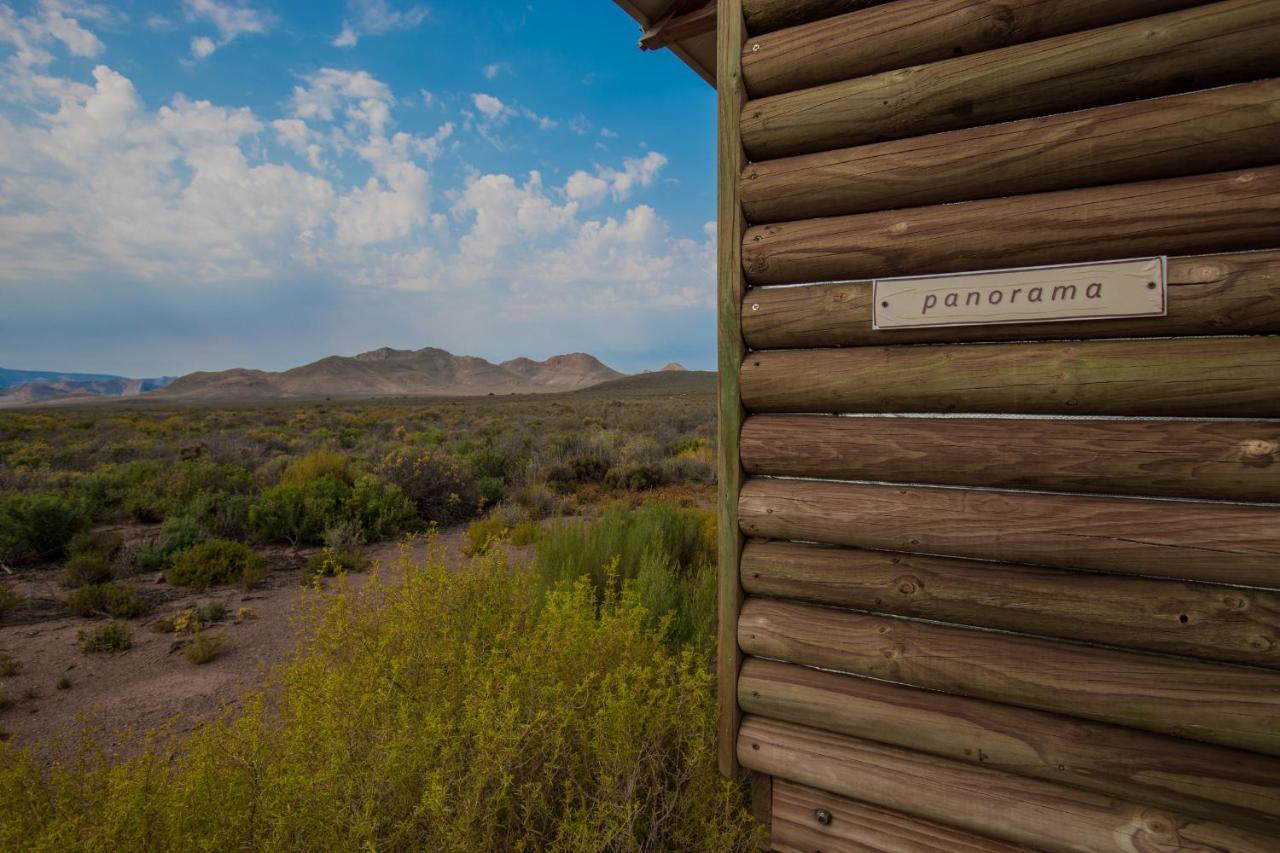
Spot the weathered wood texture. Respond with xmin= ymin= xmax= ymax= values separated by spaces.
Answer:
xmin=742 ymin=250 xmax=1280 ymax=349
xmin=744 ymin=660 xmax=1280 ymax=834
xmin=740 ymin=540 xmax=1280 ymax=667
xmin=740 ymin=337 xmax=1280 ymax=418
xmin=740 ymin=0 xmax=1280 ymax=158
xmin=743 ymin=166 xmax=1280 ymax=286
xmin=715 ymin=0 xmax=747 ymax=779
xmin=772 ymin=779 xmax=1032 ymax=853
xmin=740 ymin=414 xmax=1280 ymax=502
xmin=741 ymin=80 xmax=1280 ymax=222
xmin=738 ymin=478 xmax=1280 ymax=588
xmin=738 ymin=599 xmax=1280 ymax=755
xmin=742 ymin=0 xmax=885 ymax=34
xmin=739 ymin=716 xmax=1280 ymax=853
xmin=743 ymin=0 xmax=1208 ymax=98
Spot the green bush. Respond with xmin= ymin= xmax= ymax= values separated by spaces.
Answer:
xmin=346 ymin=476 xmax=418 ymax=541
xmin=182 ymin=632 xmax=227 ymax=664
xmin=0 ymin=552 xmax=759 ymax=850
xmin=0 ymin=492 xmax=90 ymax=564
xmin=78 ymin=621 xmax=132 ymax=654
xmin=0 ymin=583 xmax=21 ymax=618
xmin=167 ymin=541 xmax=267 ymax=590
xmin=604 ymin=463 xmax=665 ymax=492
xmin=463 ymin=515 xmax=508 ymax=557
xmin=380 ymin=449 xmax=478 ymax=524
xmin=306 ymin=547 xmax=364 ymax=577
xmin=280 ymin=450 xmax=353 ymax=487
xmin=61 ymin=552 xmax=113 ymax=589
xmin=67 ymin=583 xmax=148 ymax=619
xmin=250 ymin=475 xmax=348 ymax=545
xmin=68 ymin=530 xmax=124 ymax=562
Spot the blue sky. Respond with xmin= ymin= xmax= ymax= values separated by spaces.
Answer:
xmin=0 ymin=0 xmax=716 ymax=377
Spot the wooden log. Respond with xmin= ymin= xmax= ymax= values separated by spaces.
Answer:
xmin=742 ymin=250 xmax=1280 ymax=349
xmin=715 ymin=0 xmax=748 ymax=779
xmin=739 ymin=716 xmax=1280 ymax=853
xmin=772 ymin=779 xmax=1031 ymax=853
xmin=740 ymin=0 xmax=1280 ymax=159
xmin=742 ymin=166 xmax=1280 ymax=286
xmin=740 ymin=540 xmax=1280 ymax=667
xmin=738 ymin=478 xmax=1280 ymax=588
xmin=740 ymin=414 xmax=1280 ymax=502
xmin=744 ymin=660 xmax=1280 ymax=834
xmin=741 ymin=80 xmax=1280 ymax=222
xmin=742 ymin=0 xmax=885 ymax=35
xmin=743 ymin=0 xmax=1208 ymax=98
xmin=739 ymin=337 xmax=1280 ymax=418
xmin=738 ymin=599 xmax=1280 ymax=755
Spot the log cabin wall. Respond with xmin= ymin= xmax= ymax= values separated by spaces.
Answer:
xmin=714 ymin=0 xmax=1280 ymax=850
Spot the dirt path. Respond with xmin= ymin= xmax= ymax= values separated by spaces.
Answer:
xmin=0 ymin=528 xmax=482 ymax=761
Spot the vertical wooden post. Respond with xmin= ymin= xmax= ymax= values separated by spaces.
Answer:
xmin=716 ymin=0 xmax=747 ymax=779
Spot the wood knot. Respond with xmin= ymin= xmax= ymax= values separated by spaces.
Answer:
xmin=894 ymin=576 xmax=921 ymax=596
xmin=1239 ymin=439 xmax=1278 ymax=468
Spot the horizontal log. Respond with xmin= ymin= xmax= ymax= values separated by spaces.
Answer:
xmin=740 ymin=0 xmax=1280 ymax=159
xmin=740 ymin=540 xmax=1280 ymax=667
xmin=742 ymin=250 xmax=1280 ymax=348
xmin=772 ymin=779 xmax=1030 ymax=853
xmin=742 ymin=80 xmax=1280 ymax=222
xmin=738 ymin=478 xmax=1280 ymax=587
xmin=740 ymin=337 xmax=1280 ymax=418
xmin=743 ymin=0 xmax=1207 ymax=98
xmin=744 ymin=660 xmax=1280 ymax=833
xmin=740 ymin=414 xmax=1280 ymax=502
xmin=742 ymin=0 xmax=885 ymax=35
xmin=743 ymin=166 xmax=1280 ymax=286
xmin=739 ymin=599 xmax=1280 ymax=755
xmin=739 ymin=716 xmax=1280 ymax=853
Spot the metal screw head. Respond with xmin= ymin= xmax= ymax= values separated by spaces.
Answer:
xmin=751 ymin=303 xmax=760 ymax=311
xmin=751 ymin=43 xmax=760 ymax=52
xmin=814 ymin=808 xmax=832 ymax=826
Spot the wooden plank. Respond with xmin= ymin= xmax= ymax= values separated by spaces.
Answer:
xmin=740 ymin=0 xmax=1280 ymax=159
xmin=743 ymin=166 xmax=1280 ymax=286
xmin=738 ymin=599 xmax=1280 ymax=755
xmin=745 ymin=660 xmax=1280 ymax=834
xmin=738 ymin=478 xmax=1280 ymax=588
xmin=715 ymin=0 xmax=747 ymax=779
xmin=740 ymin=540 xmax=1280 ymax=668
xmin=743 ymin=0 xmax=1208 ymax=98
xmin=741 ymin=80 xmax=1280 ymax=222
xmin=739 ymin=716 xmax=1280 ymax=853
xmin=740 ymin=414 xmax=1280 ymax=502
xmin=740 ymin=337 xmax=1280 ymax=418
xmin=751 ymin=772 xmax=772 ymax=848
xmin=640 ymin=0 xmax=716 ymax=50
xmin=772 ymin=779 xmax=1032 ymax=853
xmin=742 ymin=0 xmax=885 ymax=35
xmin=742 ymin=251 xmax=1280 ymax=349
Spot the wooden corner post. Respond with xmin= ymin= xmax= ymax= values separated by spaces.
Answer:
xmin=715 ymin=0 xmax=747 ymax=779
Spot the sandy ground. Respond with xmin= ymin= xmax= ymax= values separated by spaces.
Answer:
xmin=0 ymin=527 xmax=481 ymax=761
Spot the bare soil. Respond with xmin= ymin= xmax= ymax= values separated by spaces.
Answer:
xmin=0 ymin=528 xmax=479 ymax=762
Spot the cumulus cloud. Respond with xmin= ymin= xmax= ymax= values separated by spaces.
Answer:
xmin=182 ymin=0 xmax=271 ymax=59
xmin=482 ymin=62 xmax=508 ymax=80
xmin=332 ymin=0 xmax=428 ymax=48
xmin=564 ymin=151 xmax=668 ymax=207
xmin=471 ymin=92 xmax=507 ymax=122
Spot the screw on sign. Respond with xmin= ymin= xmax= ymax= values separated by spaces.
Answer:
xmin=813 ymin=808 xmax=832 ymax=826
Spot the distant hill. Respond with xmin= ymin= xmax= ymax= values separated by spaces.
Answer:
xmin=155 ymin=348 xmax=624 ymax=401
xmin=576 ymin=370 xmax=715 ymax=396
xmin=0 ymin=369 xmax=173 ymax=406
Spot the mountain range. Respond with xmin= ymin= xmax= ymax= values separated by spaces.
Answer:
xmin=0 ymin=349 xmax=705 ymax=406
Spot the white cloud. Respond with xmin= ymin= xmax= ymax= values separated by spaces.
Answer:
xmin=471 ymin=92 xmax=508 ymax=122
xmin=182 ymin=0 xmax=271 ymax=59
xmin=332 ymin=0 xmax=428 ymax=48
xmin=0 ymin=0 xmax=108 ymax=70
xmin=290 ymin=68 xmax=394 ymax=124
xmin=563 ymin=151 xmax=668 ymax=206
xmin=190 ymin=35 xmax=216 ymax=58
xmin=482 ymin=62 xmax=509 ymax=80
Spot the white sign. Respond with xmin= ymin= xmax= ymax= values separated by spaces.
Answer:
xmin=873 ymin=257 xmax=1167 ymax=330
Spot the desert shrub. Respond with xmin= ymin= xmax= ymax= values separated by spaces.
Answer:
xmin=346 ymin=476 xmax=418 ymax=541
xmin=475 ymin=475 xmax=505 ymax=508
xmin=154 ymin=603 xmax=229 ymax=635
xmin=0 ymin=654 xmax=17 ymax=676
xmin=250 ymin=475 xmax=348 ymax=545
xmin=306 ymin=524 xmax=365 ymax=576
xmin=78 ymin=621 xmax=132 ymax=654
xmin=535 ymin=502 xmax=716 ymax=649
xmin=463 ymin=515 xmax=508 ymax=557
xmin=0 ymin=553 xmax=759 ymax=850
xmin=380 ymin=449 xmax=478 ymax=524
xmin=167 ymin=541 xmax=267 ymax=590
xmin=67 ymin=583 xmax=148 ymax=619
xmin=280 ymin=450 xmax=353 ymax=487
xmin=508 ymin=520 xmax=541 ymax=547
xmin=604 ymin=463 xmax=665 ymax=492
xmin=0 ymin=584 xmax=21 ymax=618
xmin=0 ymin=492 xmax=90 ymax=564
xmin=68 ymin=530 xmax=124 ymax=562
xmin=73 ymin=461 xmax=164 ymax=520
xmin=61 ymin=553 xmax=113 ymax=589
xmin=543 ymin=452 xmax=611 ymax=494
xmin=182 ymin=632 xmax=227 ymax=664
